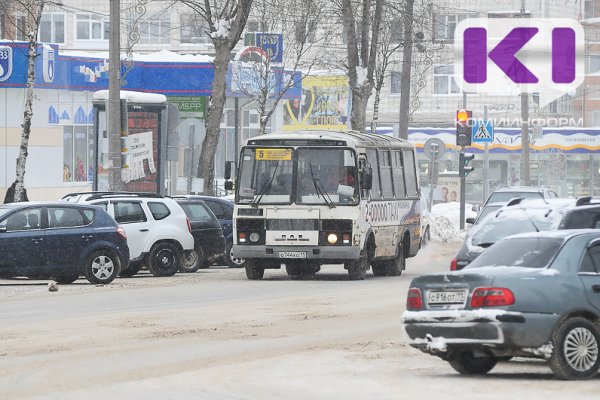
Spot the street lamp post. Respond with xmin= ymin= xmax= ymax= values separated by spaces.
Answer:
xmin=108 ymin=0 xmax=122 ymax=190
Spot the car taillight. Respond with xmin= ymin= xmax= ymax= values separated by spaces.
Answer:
xmin=117 ymin=225 xmax=127 ymax=240
xmin=407 ymin=288 xmax=423 ymax=310
xmin=470 ymin=287 xmax=515 ymax=308
xmin=450 ymin=257 xmax=457 ymax=271
xmin=186 ymin=217 xmax=192 ymax=233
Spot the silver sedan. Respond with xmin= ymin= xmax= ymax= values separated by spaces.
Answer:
xmin=403 ymin=230 xmax=600 ymax=380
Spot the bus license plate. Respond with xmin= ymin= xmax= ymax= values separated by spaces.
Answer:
xmin=427 ymin=290 xmax=467 ymax=304
xmin=279 ymin=251 xmax=306 ymax=259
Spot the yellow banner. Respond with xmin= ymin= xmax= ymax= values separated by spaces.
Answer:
xmin=255 ymin=148 xmax=292 ymax=161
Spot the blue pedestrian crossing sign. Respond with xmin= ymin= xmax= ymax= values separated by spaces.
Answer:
xmin=472 ymin=119 xmax=493 ymax=143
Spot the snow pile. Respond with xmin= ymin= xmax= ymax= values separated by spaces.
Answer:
xmin=428 ymin=202 xmax=478 ymax=243
xmin=211 ymin=19 xmax=231 ymax=39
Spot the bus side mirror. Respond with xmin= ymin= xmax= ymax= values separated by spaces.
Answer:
xmin=224 ymin=161 xmax=234 ymax=180
xmin=466 ymin=217 xmax=475 ymax=224
xmin=224 ymin=181 xmax=234 ymax=191
xmin=361 ymin=167 xmax=373 ymax=190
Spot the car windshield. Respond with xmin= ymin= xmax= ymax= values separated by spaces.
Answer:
xmin=236 ymin=147 xmax=358 ymax=205
xmin=467 ymin=237 xmax=564 ymax=269
xmin=471 ymin=208 xmax=557 ymax=246
xmin=487 ymin=191 xmax=543 ymax=203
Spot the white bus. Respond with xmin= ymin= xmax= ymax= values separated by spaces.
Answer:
xmin=228 ymin=130 xmax=421 ymax=280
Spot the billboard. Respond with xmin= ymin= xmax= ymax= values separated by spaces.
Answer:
xmin=282 ymin=75 xmax=350 ymax=131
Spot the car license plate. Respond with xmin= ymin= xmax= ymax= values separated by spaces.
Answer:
xmin=427 ymin=290 xmax=467 ymax=304
xmin=279 ymin=251 xmax=306 ymax=259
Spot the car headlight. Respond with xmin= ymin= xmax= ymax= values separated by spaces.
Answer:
xmin=249 ymin=232 xmax=260 ymax=243
xmin=327 ymin=233 xmax=338 ymax=244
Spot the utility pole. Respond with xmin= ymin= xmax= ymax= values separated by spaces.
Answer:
xmin=520 ymin=0 xmax=530 ymax=186
xmin=483 ymin=105 xmax=490 ymax=202
xmin=108 ymin=0 xmax=122 ymax=191
xmin=398 ymin=0 xmax=415 ymax=139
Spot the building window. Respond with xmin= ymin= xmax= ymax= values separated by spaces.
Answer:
xmin=295 ymin=21 xmax=316 ymax=44
xmin=138 ymin=16 xmax=171 ymax=45
xmin=592 ymin=111 xmax=600 ymax=126
xmin=76 ymin=14 xmax=109 ymax=40
xmin=246 ymin=20 xmax=259 ymax=33
xmin=39 ymin=13 xmax=65 ymax=44
xmin=587 ymin=54 xmax=600 ymax=74
xmin=433 ymin=14 xmax=467 ymax=42
xmin=433 ymin=64 xmax=460 ymax=95
xmin=180 ymin=14 xmax=210 ymax=44
xmin=585 ymin=0 xmax=595 ymax=19
xmin=15 ymin=14 xmax=26 ymax=40
xmin=390 ymin=17 xmax=403 ymax=43
xmin=63 ymin=125 xmax=93 ymax=183
xmin=390 ymin=71 xmax=402 ymax=94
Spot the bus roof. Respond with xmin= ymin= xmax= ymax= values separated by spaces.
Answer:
xmin=245 ymin=130 xmax=414 ymax=149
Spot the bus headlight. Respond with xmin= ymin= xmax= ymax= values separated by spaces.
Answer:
xmin=327 ymin=233 xmax=338 ymax=244
xmin=249 ymin=232 xmax=260 ymax=243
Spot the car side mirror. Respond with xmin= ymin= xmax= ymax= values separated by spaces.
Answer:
xmin=224 ymin=181 xmax=234 ymax=191
xmin=224 ymin=161 xmax=234 ymax=180
xmin=466 ymin=217 xmax=475 ymax=224
xmin=361 ymin=167 xmax=373 ymax=190
xmin=0 ymin=225 xmax=6 ymax=233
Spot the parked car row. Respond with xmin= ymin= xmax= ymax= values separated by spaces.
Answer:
xmin=403 ymin=186 xmax=600 ymax=380
xmin=0 ymin=192 xmax=238 ymax=285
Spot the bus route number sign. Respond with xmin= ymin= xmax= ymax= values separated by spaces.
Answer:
xmin=256 ymin=148 xmax=292 ymax=161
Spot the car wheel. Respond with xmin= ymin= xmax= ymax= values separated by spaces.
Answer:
xmin=549 ymin=317 xmax=600 ymax=380
xmin=119 ymin=261 xmax=142 ymax=278
xmin=146 ymin=242 xmax=181 ymax=277
xmin=447 ymin=351 xmax=497 ymax=375
xmin=179 ymin=246 xmax=206 ymax=273
xmin=84 ymin=250 xmax=120 ymax=285
xmin=52 ymin=272 xmax=80 ymax=284
xmin=225 ymin=241 xmax=245 ymax=268
xmin=245 ymin=260 xmax=264 ymax=280
xmin=345 ymin=250 xmax=368 ymax=281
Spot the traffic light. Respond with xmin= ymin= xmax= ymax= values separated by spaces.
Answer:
xmin=456 ymin=109 xmax=472 ymax=147
xmin=460 ymin=153 xmax=475 ymax=177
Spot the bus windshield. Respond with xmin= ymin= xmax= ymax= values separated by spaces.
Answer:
xmin=236 ymin=147 xmax=358 ymax=205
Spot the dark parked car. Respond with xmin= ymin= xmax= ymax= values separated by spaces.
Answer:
xmin=174 ymin=198 xmax=225 ymax=272
xmin=403 ymin=230 xmax=600 ymax=380
xmin=174 ymin=195 xmax=245 ymax=268
xmin=0 ymin=202 xmax=129 ymax=284
xmin=452 ymin=198 xmax=575 ymax=270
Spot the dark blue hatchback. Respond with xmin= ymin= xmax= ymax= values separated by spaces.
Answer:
xmin=0 ymin=202 xmax=129 ymax=284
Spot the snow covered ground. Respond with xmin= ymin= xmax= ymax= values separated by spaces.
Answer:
xmin=429 ymin=202 xmax=478 ymax=243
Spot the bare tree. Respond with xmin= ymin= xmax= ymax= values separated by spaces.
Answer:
xmin=0 ymin=0 xmax=45 ymax=202
xmin=340 ymin=0 xmax=383 ymax=132
xmin=179 ymin=0 xmax=252 ymax=195
xmin=232 ymin=0 xmax=325 ymax=135
xmin=371 ymin=14 xmax=403 ymax=133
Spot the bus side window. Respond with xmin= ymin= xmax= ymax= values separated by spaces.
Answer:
xmin=392 ymin=151 xmax=406 ymax=199
xmin=379 ymin=150 xmax=394 ymax=199
xmin=366 ymin=149 xmax=381 ymax=199
xmin=402 ymin=150 xmax=419 ymax=197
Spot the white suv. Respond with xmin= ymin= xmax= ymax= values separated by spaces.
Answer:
xmin=63 ymin=192 xmax=194 ymax=277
